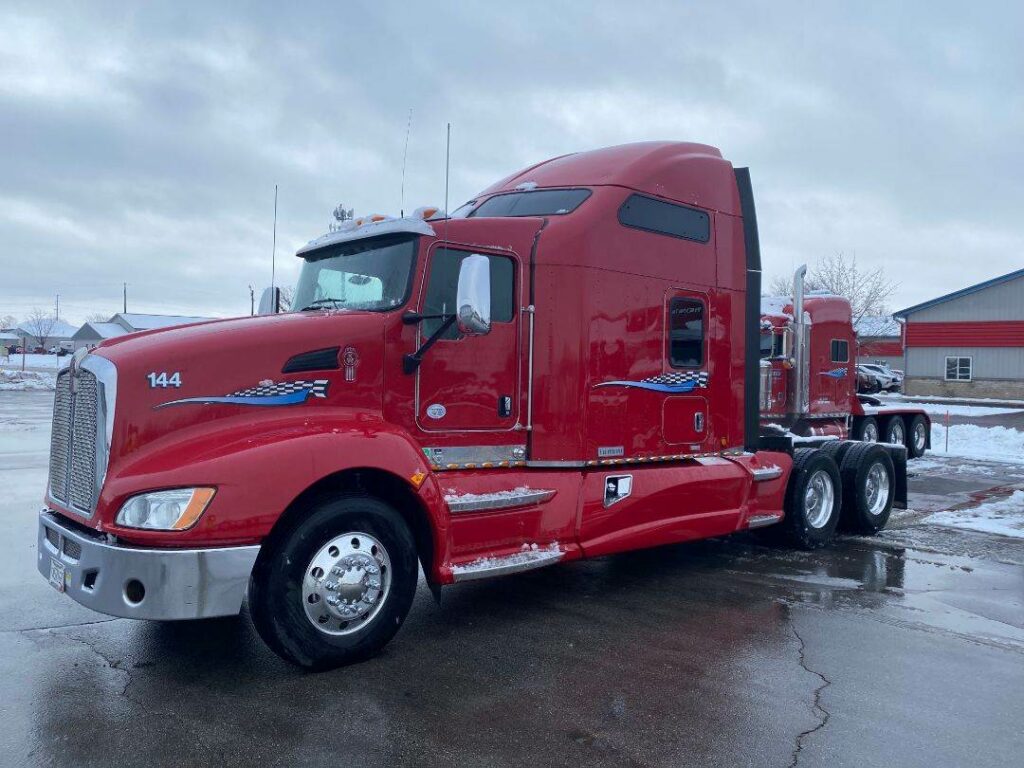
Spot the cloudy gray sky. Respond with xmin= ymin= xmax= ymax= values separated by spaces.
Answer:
xmin=2 ymin=1 xmax=1022 ymax=325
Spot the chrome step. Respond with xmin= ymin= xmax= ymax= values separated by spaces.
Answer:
xmin=444 ymin=488 xmax=555 ymax=515
xmin=450 ymin=545 xmax=563 ymax=582
xmin=746 ymin=514 xmax=782 ymax=529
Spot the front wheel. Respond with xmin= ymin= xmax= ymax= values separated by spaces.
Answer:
xmin=249 ymin=495 xmax=418 ymax=670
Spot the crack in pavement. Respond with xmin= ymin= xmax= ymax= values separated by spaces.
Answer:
xmin=788 ymin=624 xmax=832 ymax=768
xmin=2 ymin=616 xmax=125 ymax=634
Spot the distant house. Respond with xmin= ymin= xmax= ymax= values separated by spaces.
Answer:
xmin=14 ymin=319 xmax=77 ymax=350
xmin=855 ymin=315 xmax=903 ymax=369
xmin=72 ymin=313 xmax=215 ymax=350
xmin=72 ymin=322 xmax=131 ymax=350
xmin=894 ymin=267 xmax=1024 ymax=399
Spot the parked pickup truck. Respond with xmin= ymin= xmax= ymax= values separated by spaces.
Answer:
xmin=39 ymin=141 xmax=912 ymax=669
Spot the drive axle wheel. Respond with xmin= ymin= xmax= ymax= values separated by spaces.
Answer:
xmin=777 ymin=448 xmax=842 ymax=549
xmin=855 ymin=417 xmax=879 ymax=443
xmin=838 ymin=442 xmax=895 ymax=534
xmin=249 ymin=495 xmax=418 ymax=670
xmin=884 ymin=416 xmax=905 ymax=446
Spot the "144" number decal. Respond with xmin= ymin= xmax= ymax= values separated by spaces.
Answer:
xmin=147 ymin=371 xmax=182 ymax=388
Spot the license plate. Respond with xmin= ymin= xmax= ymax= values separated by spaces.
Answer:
xmin=49 ymin=557 xmax=66 ymax=592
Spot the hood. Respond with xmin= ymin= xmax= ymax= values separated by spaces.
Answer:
xmin=94 ymin=310 xmax=387 ymax=467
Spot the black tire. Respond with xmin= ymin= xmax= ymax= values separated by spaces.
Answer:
xmin=838 ymin=442 xmax=895 ymax=534
xmin=853 ymin=416 xmax=879 ymax=443
xmin=249 ymin=494 xmax=418 ymax=670
xmin=777 ymin=448 xmax=842 ymax=549
xmin=883 ymin=416 xmax=906 ymax=447
xmin=818 ymin=439 xmax=854 ymax=469
xmin=907 ymin=414 xmax=929 ymax=459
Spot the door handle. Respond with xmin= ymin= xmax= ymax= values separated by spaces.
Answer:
xmin=694 ymin=412 xmax=705 ymax=432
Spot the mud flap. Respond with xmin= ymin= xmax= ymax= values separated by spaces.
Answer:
xmin=880 ymin=443 xmax=908 ymax=509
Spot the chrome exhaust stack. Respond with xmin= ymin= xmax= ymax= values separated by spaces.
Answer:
xmin=792 ymin=265 xmax=808 ymax=416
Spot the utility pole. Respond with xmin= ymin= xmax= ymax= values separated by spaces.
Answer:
xmin=123 ymin=282 xmax=127 ymax=313
xmin=55 ymin=294 xmax=59 ymax=323
xmin=249 ymin=285 xmax=255 ymax=316
xmin=271 ymin=184 xmax=278 ymax=293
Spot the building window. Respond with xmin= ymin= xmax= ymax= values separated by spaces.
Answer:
xmin=668 ymin=297 xmax=705 ymax=367
xmin=618 ymin=194 xmax=710 ymax=243
xmin=830 ymin=339 xmax=849 ymax=363
xmin=945 ymin=356 xmax=972 ymax=381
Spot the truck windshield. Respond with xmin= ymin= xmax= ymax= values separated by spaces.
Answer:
xmin=293 ymin=234 xmax=417 ymax=312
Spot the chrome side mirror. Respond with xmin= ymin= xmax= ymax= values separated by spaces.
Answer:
xmin=258 ymin=287 xmax=280 ymax=315
xmin=456 ymin=254 xmax=491 ymax=336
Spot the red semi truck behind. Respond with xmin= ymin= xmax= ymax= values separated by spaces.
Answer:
xmin=760 ymin=272 xmax=931 ymax=453
xmin=39 ymin=142 xmax=911 ymax=669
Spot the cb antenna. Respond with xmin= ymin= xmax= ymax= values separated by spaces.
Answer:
xmin=443 ymin=122 xmax=451 ymax=245
xmin=400 ymin=108 xmax=412 ymax=217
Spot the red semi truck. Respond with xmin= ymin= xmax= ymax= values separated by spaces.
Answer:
xmin=39 ymin=142 xmax=911 ymax=669
xmin=760 ymin=272 xmax=931 ymax=453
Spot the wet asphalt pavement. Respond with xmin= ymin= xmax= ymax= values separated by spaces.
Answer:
xmin=2 ymin=391 xmax=1023 ymax=768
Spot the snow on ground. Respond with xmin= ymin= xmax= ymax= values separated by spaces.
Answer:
xmin=916 ymin=403 xmax=1022 ymax=417
xmin=925 ymin=490 xmax=1024 ymax=539
xmin=0 ymin=354 xmax=70 ymax=371
xmin=0 ymin=370 xmax=56 ymax=392
xmin=878 ymin=392 xmax=1024 ymax=408
xmin=928 ymin=423 xmax=1024 ymax=463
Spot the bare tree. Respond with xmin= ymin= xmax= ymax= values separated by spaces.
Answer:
xmin=278 ymin=286 xmax=295 ymax=311
xmin=23 ymin=307 xmax=57 ymax=349
xmin=85 ymin=312 xmax=111 ymax=323
xmin=765 ymin=253 xmax=897 ymax=326
xmin=0 ymin=314 xmax=17 ymax=330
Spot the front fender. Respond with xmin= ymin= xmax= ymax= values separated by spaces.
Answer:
xmin=93 ymin=408 xmax=444 ymax=549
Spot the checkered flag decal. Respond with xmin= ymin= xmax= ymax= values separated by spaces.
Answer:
xmin=642 ymin=371 xmax=709 ymax=388
xmin=229 ymin=379 xmax=329 ymax=399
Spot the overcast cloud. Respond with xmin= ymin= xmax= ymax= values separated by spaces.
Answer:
xmin=1 ymin=1 xmax=1022 ymax=324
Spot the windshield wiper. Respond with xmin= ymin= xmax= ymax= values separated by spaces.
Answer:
xmin=300 ymin=298 xmax=346 ymax=311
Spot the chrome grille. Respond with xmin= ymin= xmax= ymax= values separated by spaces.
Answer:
xmin=48 ymin=372 xmax=73 ymax=502
xmin=47 ymin=355 xmax=114 ymax=517
xmin=69 ymin=371 xmax=99 ymax=510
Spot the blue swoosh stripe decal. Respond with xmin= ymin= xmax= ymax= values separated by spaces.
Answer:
xmin=156 ymin=390 xmax=312 ymax=408
xmin=594 ymin=380 xmax=698 ymax=393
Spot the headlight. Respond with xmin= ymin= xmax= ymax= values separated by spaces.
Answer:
xmin=115 ymin=488 xmax=216 ymax=530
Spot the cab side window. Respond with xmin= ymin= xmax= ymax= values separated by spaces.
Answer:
xmin=830 ymin=339 xmax=849 ymax=363
xmin=668 ymin=297 xmax=704 ymax=367
xmin=423 ymin=248 xmax=515 ymax=339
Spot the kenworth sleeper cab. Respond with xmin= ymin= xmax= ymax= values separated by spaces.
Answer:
xmin=39 ymin=142 xmax=912 ymax=669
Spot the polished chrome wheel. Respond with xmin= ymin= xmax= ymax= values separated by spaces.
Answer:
xmin=862 ymin=421 xmax=879 ymax=442
xmin=302 ymin=532 xmax=392 ymax=636
xmin=887 ymin=419 xmax=905 ymax=445
xmin=913 ymin=422 xmax=927 ymax=452
xmin=804 ymin=469 xmax=835 ymax=529
xmin=864 ymin=461 xmax=890 ymax=516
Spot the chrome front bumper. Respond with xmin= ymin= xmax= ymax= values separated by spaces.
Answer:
xmin=38 ymin=510 xmax=260 ymax=621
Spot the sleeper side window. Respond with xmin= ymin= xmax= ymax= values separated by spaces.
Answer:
xmin=830 ymin=339 xmax=849 ymax=363
xmin=668 ymin=297 xmax=705 ymax=367
xmin=422 ymin=248 xmax=515 ymax=340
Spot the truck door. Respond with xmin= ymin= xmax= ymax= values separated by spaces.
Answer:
xmin=415 ymin=245 xmax=521 ymax=432
xmin=660 ymin=293 xmax=710 ymax=452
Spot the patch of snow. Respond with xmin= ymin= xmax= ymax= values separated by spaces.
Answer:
xmin=878 ymin=392 xmax=1024 ymax=408
xmin=925 ymin=490 xmax=1024 ymax=539
xmin=450 ymin=542 xmax=562 ymax=575
xmin=0 ymin=370 xmax=56 ymax=391
xmin=854 ymin=315 xmax=900 ymax=338
xmin=0 ymin=354 xmax=70 ymax=370
xmin=916 ymin=403 xmax=1022 ymax=417
xmin=930 ymin=423 xmax=1024 ymax=464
